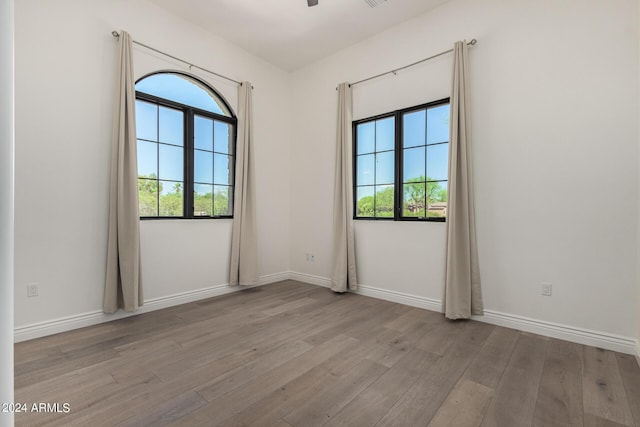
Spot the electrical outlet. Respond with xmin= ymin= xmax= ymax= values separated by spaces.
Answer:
xmin=27 ymin=283 xmax=39 ymax=298
xmin=541 ymin=282 xmax=552 ymax=296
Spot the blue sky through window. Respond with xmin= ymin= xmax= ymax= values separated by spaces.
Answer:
xmin=402 ymin=104 xmax=450 ymax=182
xmin=427 ymin=105 xmax=449 ymax=144
xmin=136 ymin=73 xmax=230 ymax=116
xmin=375 ymin=117 xmax=394 ymax=151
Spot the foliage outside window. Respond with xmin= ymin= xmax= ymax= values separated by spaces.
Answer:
xmin=354 ymin=99 xmax=449 ymax=221
xmin=135 ymin=72 xmax=236 ymax=219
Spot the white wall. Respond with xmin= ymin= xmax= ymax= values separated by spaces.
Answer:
xmin=13 ymin=0 xmax=640 ymax=353
xmin=14 ymin=0 xmax=291 ymax=328
xmin=290 ymin=0 xmax=639 ymax=339
xmin=1 ymin=0 xmax=14 ymax=423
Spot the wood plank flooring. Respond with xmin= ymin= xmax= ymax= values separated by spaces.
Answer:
xmin=13 ymin=280 xmax=640 ymax=426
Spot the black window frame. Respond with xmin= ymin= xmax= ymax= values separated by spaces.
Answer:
xmin=135 ymin=71 xmax=238 ymax=220
xmin=353 ymin=97 xmax=450 ymax=222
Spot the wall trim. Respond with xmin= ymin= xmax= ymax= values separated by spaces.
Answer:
xmin=288 ymin=271 xmax=332 ymax=288
xmin=297 ymin=274 xmax=638 ymax=355
xmin=258 ymin=271 xmax=291 ymax=286
xmin=354 ymin=283 xmax=443 ymax=313
xmin=474 ymin=310 xmax=637 ymax=355
xmin=14 ymin=270 xmax=639 ymax=357
xmin=14 ymin=272 xmax=287 ymax=343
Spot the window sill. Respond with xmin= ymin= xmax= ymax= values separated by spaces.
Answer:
xmin=140 ymin=216 xmax=234 ymax=220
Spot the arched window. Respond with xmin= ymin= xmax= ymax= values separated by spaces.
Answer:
xmin=135 ymin=72 xmax=236 ymax=218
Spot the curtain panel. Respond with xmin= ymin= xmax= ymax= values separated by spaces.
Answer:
xmin=229 ymin=82 xmax=258 ymax=287
xmin=104 ymin=31 xmax=143 ymax=313
xmin=330 ymin=82 xmax=358 ymax=293
xmin=443 ymin=40 xmax=483 ymax=319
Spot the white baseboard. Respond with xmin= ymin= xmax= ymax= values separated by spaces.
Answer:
xmin=14 ymin=270 xmax=640 ymax=357
xmin=291 ymin=273 xmax=638 ymax=355
xmin=288 ymin=271 xmax=332 ymax=288
xmin=258 ymin=271 xmax=291 ymax=286
xmin=353 ymin=284 xmax=443 ymax=313
xmin=14 ymin=272 xmax=287 ymax=343
xmin=473 ymin=310 xmax=637 ymax=355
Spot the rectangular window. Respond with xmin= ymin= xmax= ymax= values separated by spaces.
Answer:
xmin=354 ymin=115 xmax=395 ymax=218
xmin=193 ymin=115 xmax=234 ymax=217
xmin=136 ymin=100 xmax=185 ymax=217
xmin=135 ymin=96 xmax=236 ymax=219
xmin=353 ymin=98 xmax=449 ymax=221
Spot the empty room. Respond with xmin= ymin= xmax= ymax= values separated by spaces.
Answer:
xmin=1 ymin=0 xmax=640 ymax=426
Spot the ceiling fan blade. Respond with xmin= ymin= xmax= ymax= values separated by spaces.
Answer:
xmin=307 ymin=0 xmax=318 ymax=6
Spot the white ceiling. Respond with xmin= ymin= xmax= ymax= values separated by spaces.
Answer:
xmin=149 ymin=0 xmax=451 ymax=71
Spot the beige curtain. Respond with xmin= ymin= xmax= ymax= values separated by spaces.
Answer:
xmin=229 ymin=82 xmax=258 ymax=287
xmin=444 ymin=41 xmax=483 ymax=319
xmin=104 ymin=31 xmax=143 ymax=313
xmin=330 ymin=83 xmax=358 ymax=293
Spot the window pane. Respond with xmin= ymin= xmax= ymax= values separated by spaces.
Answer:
xmin=136 ymin=100 xmax=157 ymax=141
xmin=376 ymin=117 xmax=394 ymax=152
xmin=194 ymin=184 xmax=213 ymax=217
xmin=403 ymin=182 xmax=426 ymax=218
xmin=214 ymin=185 xmax=232 ymax=216
xmin=357 ymin=122 xmax=375 ymax=154
xmin=214 ymin=121 xmax=232 ymax=154
xmin=403 ymin=110 xmax=425 ymax=148
xmin=138 ymin=178 xmax=158 ymax=216
xmin=403 ymin=146 xmax=425 ymax=182
xmin=158 ymin=145 xmax=183 ymax=181
xmin=356 ymin=186 xmax=375 ymax=217
xmin=426 ymin=181 xmax=447 ymax=217
xmin=427 ymin=104 xmax=450 ymax=144
xmin=194 ymin=116 xmax=213 ymax=151
xmin=375 ymin=185 xmax=394 ymax=217
xmin=194 ymin=150 xmax=213 ymax=184
xmin=426 ymin=143 xmax=448 ymax=181
xmin=427 ymin=202 xmax=447 ymax=218
xmin=159 ymin=180 xmax=183 ymax=217
xmin=137 ymin=140 xmax=157 ymax=178
xmin=135 ymin=73 xmax=230 ymax=116
xmin=376 ymin=151 xmax=394 ymax=185
xmin=159 ymin=106 xmax=184 ymax=146
xmin=357 ymin=154 xmax=375 ymax=186
xmin=214 ymin=154 xmax=232 ymax=185
xmin=426 ymin=181 xmax=447 ymax=205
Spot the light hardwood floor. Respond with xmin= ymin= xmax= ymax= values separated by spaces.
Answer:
xmin=14 ymin=280 xmax=640 ymax=426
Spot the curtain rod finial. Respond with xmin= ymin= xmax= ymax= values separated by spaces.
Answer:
xmin=112 ymin=31 xmax=120 ymax=38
